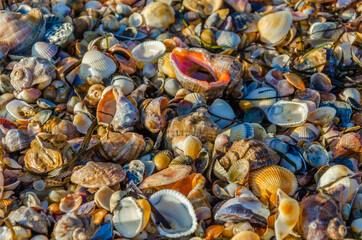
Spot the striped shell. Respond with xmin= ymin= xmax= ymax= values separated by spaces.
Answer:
xmin=310 ymin=73 xmax=332 ymax=93
xmin=31 ymin=42 xmax=58 ymax=60
xmin=249 ymin=166 xmax=298 ymax=200
xmin=79 ymin=50 xmax=117 ymax=81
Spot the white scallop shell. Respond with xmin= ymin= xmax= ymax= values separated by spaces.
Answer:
xmin=31 ymin=42 xmax=58 ymax=60
xmin=148 ymin=189 xmax=197 ymax=238
xmin=79 ymin=50 xmax=117 ymax=80
xmin=267 ymin=101 xmax=308 ymax=127
xmin=6 ymin=99 xmax=34 ymax=121
xmin=131 ymin=41 xmax=166 ymax=68
xmin=209 ymin=99 xmax=236 ymax=128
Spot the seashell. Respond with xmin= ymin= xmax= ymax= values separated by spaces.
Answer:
xmin=132 ymin=41 xmax=166 ymax=68
xmin=44 ymin=20 xmax=74 ymax=47
xmin=141 ymin=97 xmax=168 ymax=133
xmin=216 ymin=31 xmax=240 ymax=50
xmin=53 ymin=212 xmax=96 ymax=240
xmin=141 ymin=2 xmax=175 ymax=29
xmin=267 ymin=101 xmax=308 ymax=127
xmin=227 ymin=158 xmax=249 ymax=185
xmin=23 ymin=191 xmax=41 ymax=207
xmin=205 ymin=225 xmax=224 ymax=239
xmin=2 ymin=129 xmax=30 ymax=152
xmin=129 ymin=12 xmax=144 ymax=28
xmin=139 ymin=165 xmax=192 ymax=190
xmin=225 ymin=0 xmax=251 ymax=12
xmin=33 ymin=180 xmax=45 ymax=191
xmin=98 ymin=131 xmax=145 ymax=164
xmin=275 ymin=189 xmax=300 ymax=240
xmin=70 ymin=161 xmax=126 ymax=188
xmin=290 ymin=124 xmax=317 ymax=142
xmin=320 ymin=101 xmax=352 ymax=127
xmin=84 ymin=84 xmax=105 ymax=109
xmin=94 ymin=186 xmax=114 ymax=211
xmin=143 ymin=63 xmax=158 ymax=78
xmin=200 ymin=29 xmax=215 ymax=47
xmin=52 ymin=120 xmax=79 ymax=139
xmin=170 ymin=154 xmax=194 ymax=166
xmin=79 ymin=51 xmax=116 ymax=84
xmin=111 ymin=75 xmax=135 ymax=95
xmin=310 ymin=73 xmax=332 ymax=92
xmin=307 ymin=107 xmax=336 ymax=125
xmin=113 ymin=196 xmax=151 ymax=238
xmin=6 ymin=100 xmax=35 ymax=121
xmin=231 ymin=12 xmax=259 ymax=33
xmin=183 ymin=0 xmax=223 ymax=16
xmin=166 ymin=109 xmax=219 ymax=146
xmin=245 ymin=87 xmax=277 ymax=114
xmin=8 ymin=206 xmax=50 ymax=234
xmin=24 ymin=133 xmax=75 ymax=174
xmin=339 ymin=88 xmax=361 ymax=105
xmin=283 ymin=72 xmax=305 ymax=90
xmin=209 ymin=99 xmax=236 ymax=128
xmin=215 ymin=187 xmax=270 ymax=227
xmin=101 ymin=15 xmax=120 ymax=32
xmin=232 ymin=231 xmax=260 ymax=240
xmin=0 ymin=226 xmax=30 ymax=240
xmin=148 ymin=189 xmax=197 ymax=238
xmin=258 ymin=11 xmax=292 ymax=46
xmin=14 ymin=88 xmax=42 ymax=103
xmin=298 ymin=194 xmax=347 ymax=240
xmin=351 ymin=218 xmax=362 ymax=239
xmin=73 ymin=113 xmax=92 ymax=135
xmin=0 ymin=9 xmax=45 ymax=54
xmin=244 ymin=106 xmax=264 ymax=124
xmin=10 ymin=57 xmax=56 ymax=91
xmin=59 ymin=193 xmax=83 ymax=213
xmin=309 ymin=22 xmax=343 ymax=47
xmin=164 ymin=78 xmax=182 ymax=97
xmin=116 ymin=4 xmax=132 ymax=16
xmin=31 ymin=42 xmax=58 ymax=60
xmin=108 ymin=44 xmax=137 ymax=75
xmin=249 ymin=166 xmax=298 ymax=201
xmin=153 ymin=150 xmax=173 ymax=171
xmin=159 ymin=53 xmax=177 ymax=79
xmin=123 ymin=160 xmax=145 ymax=185
xmin=183 ymin=135 xmax=202 ymax=160
xmin=332 ymin=132 xmax=362 ymax=159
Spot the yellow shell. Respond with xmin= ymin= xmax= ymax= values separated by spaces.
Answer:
xmin=158 ymin=53 xmax=176 ymax=78
xmin=153 ymin=151 xmax=172 ymax=171
xmin=249 ymin=166 xmax=298 ymax=200
xmin=183 ymin=135 xmax=202 ymax=160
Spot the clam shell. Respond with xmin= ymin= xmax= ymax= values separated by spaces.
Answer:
xmin=129 ymin=12 xmax=144 ymax=28
xmin=141 ymin=2 xmax=175 ymax=29
xmin=310 ymin=73 xmax=332 ymax=93
xmin=307 ymin=107 xmax=336 ymax=125
xmin=79 ymin=50 xmax=117 ymax=80
xmin=73 ymin=113 xmax=92 ymax=134
xmin=94 ymin=186 xmax=114 ymax=211
xmin=216 ymin=31 xmax=240 ymax=50
xmin=209 ymin=99 xmax=236 ymax=128
xmin=249 ymin=166 xmax=298 ymax=200
xmin=59 ymin=194 xmax=83 ymax=213
xmin=317 ymin=165 xmax=354 ymax=189
xmin=258 ymin=11 xmax=293 ymax=46
xmin=132 ymin=41 xmax=166 ymax=68
xmin=227 ymin=158 xmax=249 ymax=185
xmin=290 ymin=124 xmax=317 ymax=142
xmin=113 ymin=197 xmax=151 ymax=238
xmin=231 ymin=231 xmax=260 ymax=240
xmin=6 ymin=100 xmax=34 ymax=121
xmin=320 ymin=101 xmax=352 ymax=127
xmin=245 ymin=87 xmax=277 ymax=113
xmin=183 ymin=0 xmax=222 ymax=16
xmin=183 ymin=135 xmax=202 ymax=160
xmin=31 ymin=42 xmax=58 ymax=60
xmin=228 ymin=123 xmax=254 ymax=142
xmin=111 ymin=75 xmax=135 ymax=95
xmin=267 ymin=100 xmax=308 ymax=127
xmin=283 ymin=72 xmax=305 ymax=90
xmin=148 ymin=189 xmax=197 ymax=238
xmin=2 ymin=129 xmax=31 ymax=152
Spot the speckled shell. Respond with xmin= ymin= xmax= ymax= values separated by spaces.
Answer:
xmin=8 ymin=206 xmax=49 ymax=234
xmin=98 ymin=131 xmax=145 ymax=164
xmin=53 ymin=212 xmax=96 ymax=240
xmin=0 ymin=9 xmax=45 ymax=54
xmin=298 ymin=194 xmax=347 ymax=240
xmin=10 ymin=57 xmax=56 ymax=91
xmin=249 ymin=166 xmax=298 ymax=200
xmin=70 ymin=161 xmax=126 ymax=188
xmin=218 ymin=138 xmax=280 ymax=171
xmin=165 ymin=109 xmax=219 ymax=147
xmin=258 ymin=11 xmax=292 ymax=46
xmin=142 ymin=97 xmax=169 ymax=133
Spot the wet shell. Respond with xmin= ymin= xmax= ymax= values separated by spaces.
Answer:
xmin=98 ymin=131 xmax=145 ymax=164
xmin=0 ymin=9 xmax=45 ymax=54
xmin=249 ymin=166 xmax=298 ymax=200
xmin=79 ymin=50 xmax=117 ymax=81
xmin=132 ymin=41 xmax=166 ymax=68
xmin=139 ymin=165 xmax=192 ymax=190
xmin=310 ymin=73 xmax=332 ymax=93
xmin=307 ymin=107 xmax=336 ymax=125
xmin=148 ymin=189 xmax=197 ymax=238
xmin=113 ymin=197 xmax=151 ymax=238
xmin=267 ymin=101 xmax=308 ymax=127
xmin=141 ymin=2 xmax=175 ymax=29
xmin=2 ymin=129 xmax=30 ymax=152
xmin=31 ymin=42 xmax=58 ymax=60
xmin=258 ymin=11 xmax=293 ymax=46
xmin=70 ymin=161 xmax=126 ymax=188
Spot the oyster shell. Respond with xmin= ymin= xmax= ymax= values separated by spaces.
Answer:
xmin=8 ymin=206 xmax=50 ymax=234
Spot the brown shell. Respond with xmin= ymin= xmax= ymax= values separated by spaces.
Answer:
xmin=108 ymin=44 xmax=136 ymax=75
xmin=141 ymin=96 xmax=169 ymax=133
xmin=165 ymin=109 xmax=219 ymax=147
xmin=332 ymin=132 xmax=362 ymax=159
xmin=298 ymin=194 xmax=347 ymax=240
xmin=98 ymin=131 xmax=145 ymax=164
xmin=218 ymin=138 xmax=280 ymax=171
xmin=70 ymin=161 xmax=126 ymax=188
xmin=53 ymin=212 xmax=96 ymax=240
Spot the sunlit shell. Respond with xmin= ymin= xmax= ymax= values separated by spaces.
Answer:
xmin=73 ymin=113 xmax=92 ymax=135
xmin=232 ymin=231 xmax=260 ymax=240
xmin=249 ymin=166 xmax=297 ymax=200
xmin=153 ymin=150 xmax=173 ymax=171
xmin=317 ymin=165 xmax=354 ymax=189
xmin=339 ymin=88 xmax=361 ymax=105
xmin=31 ymin=41 xmax=58 ymax=60
xmin=332 ymin=132 xmax=362 ymax=159
xmin=320 ymin=101 xmax=352 ymax=127
xmin=79 ymin=50 xmax=117 ymax=81
xmin=158 ymin=53 xmax=176 ymax=78
xmin=267 ymin=101 xmax=308 ymax=127
xmin=295 ymin=88 xmax=321 ymax=107
xmin=108 ymin=44 xmax=137 ymax=75
xmin=94 ymin=186 xmax=114 ymax=211
xmin=111 ymin=75 xmax=135 ymax=95
xmin=142 ymin=97 xmax=168 ymax=133
xmin=307 ymin=107 xmax=336 ymax=125
xmin=53 ymin=212 xmax=96 ymax=240
xmin=2 ymin=129 xmax=30 ymax=152
xmin=70 ymin=161 xmax=126 ymax=188
xmin=310 ymin=73 xmax=332 ymax=93
xmin=183 ymin=135 xmax=202 ymax=160
xmin=141 ymin=2 xmax=175 ymax=29
xmin=258 ymin=11 xmax=292 ymax=46
xmin=139 ymin=165 xmax=192 ymax=190
xmin=283 ymin=72 xmax=305 ymax=90
xmin=216 ymin=31 xmax=240 ymax=50
xmin=290 ymin=124 xmax=318 ymax=142
xmin=227 ymin=158 xmax=249 ymax=185
xmin=148 ymin=189 xmax=197 ymax=238
xmin=245 ymin=87 xmax=277 ymax=113
xmin=59 ymin=194 xmax=83 ymax=213
xmin=309 ymin=22 xmax=343 ymax=47
xmin=183 ymin=0 xmax=223 ymax=16
xmin=132 ymin=41 xmax=166 ymax=69
xmin=209 ymin=99 xmax=236 ymax=128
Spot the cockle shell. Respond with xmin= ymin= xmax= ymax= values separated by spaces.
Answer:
xmin=139 ymin=165 xmax=192 ymax=190
xmin=142 ymin=97 xmax=169 ymax=133
xmin=2 ymin=129 xmax=31 ymax=152
xmin=183 ymin=135 xmax=203 ymax=160
xmin=307 ymin=107 xmax=336 ymax=125
xmin=320 ymin=101 xmax=352 ymax=127
xmin=98 ymin=131 xmax=145 ymax=164
xmin=267 ymin=101 xmax=308 ymax=127
xmin=309 ymin=22 xmax=343 ymax=47
xmin=132 ymin=41 xmax=166 ymax=68
xmin=31 ymin=42 xmax=58 ymax=60
xmin=158 ymin=53 xmax=176 ymax=78
xmin=113 ymin=197 xmax=151 ymax=238
xmin=298 ymin=194 xmax=347 ymax=240
xmin=258 ymin=11 xmax=293 ymax=46
xmin=0 ymin=9 xmax=45 ymax=54
xmin=24 ymin=133 xmax=75 ymax=174
xmin=53 ymin=212 xmax=96 ymax=240
xmin=332 ymin=132 xmax=362 ymax=159
xmin=79 ymin=50 xmax=117 ymax=81
xmin=148 ymin=189 xmax=198 ymax=238
xmin=209 ymin=99 xmax=236 ymax=128
xmin=310 ymin=73 xmax=332 ymax=93
xmin=71 ymin=161 xmax=126 ymax=188
xmin=249 ymin=166 xmax=298 ymax=201
xmin=10 ymin=57 xmax=56 ymax=91
xmin=275 ymin=189 xmax=300 ymax=240
xmin=8 ymin=206 xmax=50 ymax=234
xmin=302 ymin=143 xmax=330 ymax=168
xmin=141 ymin=2 xmax=175 ymax=29
xmin=183 ymin=0 xmax=223 ymax=16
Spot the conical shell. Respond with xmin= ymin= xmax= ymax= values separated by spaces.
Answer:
xmin=267 ymin=101 xmax=308 ymax=127
xmin=258 ymin=11 xmax=293 ymax=46
xmin=79 ymin=50 xmax=117 ymax=80
xmin=31 ymin=42 xmax=58 ymax=60
xmin=249 ymin=166 xmax=298 ymax=200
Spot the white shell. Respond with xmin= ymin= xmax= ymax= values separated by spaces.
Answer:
xmin=111 ymin=75 xmax=134 ymax=95
xmin=6 ymin=99 xmax=34 ymax=121
xmin=148 ymin=189 xmax=197 ymax=238
xmin=73 ymin=113 xmax=92 ymax=134
xmin=84 ymin=1 xmax=103 ymax=10
xmin=216 ymin=31 xmax=241 ymax=50
xmin=317 ymin=165 xmax=354 ymax=190
xmin=267 ymin=101 xmax=308 ymax=127
xmin=79 ymin=50 xmax=117 ymax=81
xmin=129 ymin=12 xmax=144 ymax=28
xmin=209 ymin=99 xmax=236 ymax=128
xmin=31 ymin=42 xmax=58 ymax=60
xmin=131 ymin=41 xmax=166 ymax=68
xmin=245 ymin=87 xmax=277 ymax=113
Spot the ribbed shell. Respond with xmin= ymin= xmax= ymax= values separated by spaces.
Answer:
xmin=249 ymin=166 xmax=298 ymax=199
xmin=132 ymin=41 xmax=166 ymax=66
xmin=216 ymin=31 xmax=241 ymax=50
xmin=307 ymin=107 xmax=336 ymax=125
xmin=79 ymin=50 xmax=117 ymax=80
xmin=158 ymin=53 xmax=176 ymax=78
xmin=310 ymin=73 xmax=332 ymax=92
xmin=31 ymin=42 xmax=58 ymax=60
xmin=267 ymin=101 xmax=308 ymax=127
xmin=258 ymin=11 xmax=292 ymax=46
xmin=2 ymin=129 xmax=31 ymax=152
xmin=0 ymin=9 xmax=45 ymax=54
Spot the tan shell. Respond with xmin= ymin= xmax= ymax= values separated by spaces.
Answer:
xmin=141 ymin=97 xmax=169 ymax=133
xmin=59 ymin=194 xmax=83 ymax=213
xmin=94 ymin=186 xmax=114 ymax=211
xmin=158 ymin=53 xmax=176 ymax=78
xmin=183 ymin=0 xmax=223 ymax=16
xmin=249 ymin=166 xmax=298 ymax=200
xmin=307 ymin=107 xmax=336 ymax=125
xmin=53 ymin=212 xmax=96 ymax=240
xmin=141 ymin=2 xmax=175 ymax=29
xmin=183 ymin=135 xmax=202 ymax=160
xmin=70 ymin=161 xmax=126 ymax=188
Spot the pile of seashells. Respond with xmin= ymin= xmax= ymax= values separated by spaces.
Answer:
xmin=0 ymin=0 xmax=361 ymax=239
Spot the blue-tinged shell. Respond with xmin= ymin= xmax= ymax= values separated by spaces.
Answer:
xmin=320 ymin=101 xmax=352 ymax=127
xmin=91 ymin=222 xmax=113 ymax=240
xmin=123 ymin=160 xmax=145 ymax=185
